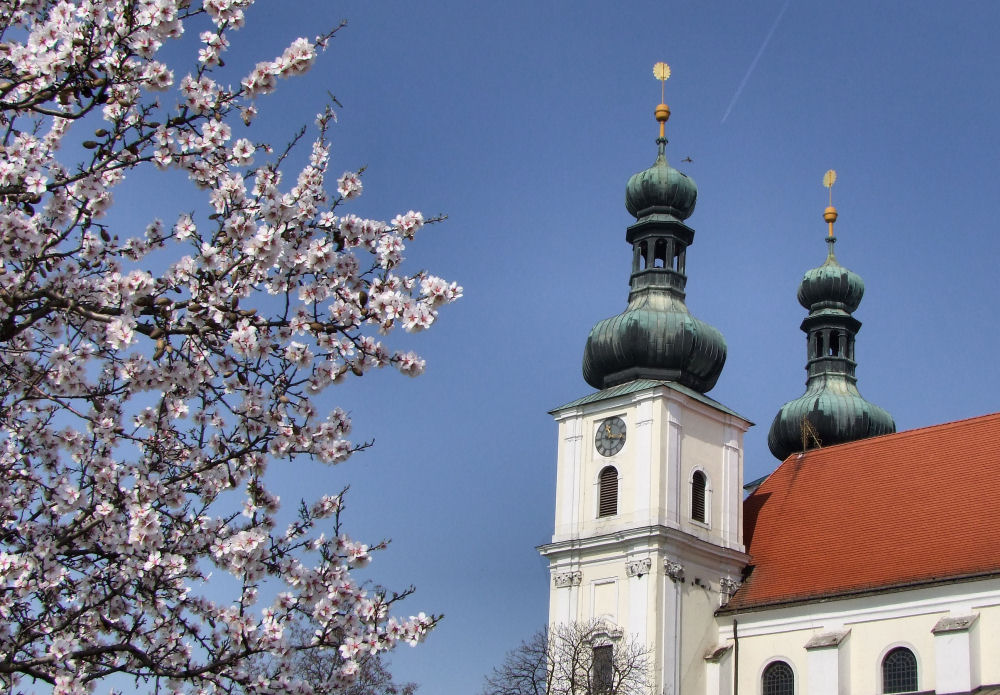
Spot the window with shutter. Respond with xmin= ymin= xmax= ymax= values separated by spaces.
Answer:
xmin=691 ymin=470 xmax=706 ymax=523
xmin=598 ymin=467 xmax=618 ymax=517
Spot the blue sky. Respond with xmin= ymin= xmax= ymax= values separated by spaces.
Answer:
xmin=119 ymin=1 xmax=1000 ymax=692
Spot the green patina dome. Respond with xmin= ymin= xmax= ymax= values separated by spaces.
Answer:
xmin=767 ymin=226 xmax=894 ymax=461
xmin=583 ymin=292 xmax=726 ymax=392
xmin=797 ymin=243 xmax=865 ymax=312
xmin=767 ymin=381 xmax=896 ymax=460
xmin=582 ymin=129 xmax=725 ymax=393
xmin=625 ymin=142 xmax=697 ymax=220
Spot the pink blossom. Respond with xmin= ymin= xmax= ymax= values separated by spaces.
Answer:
xmin=0 ymin=4 xmax=452 ymax=691
xmin=337 ymin=171 xmax=363 ymax=199
xmin=105 ymin=318 xmax=135 ymax=350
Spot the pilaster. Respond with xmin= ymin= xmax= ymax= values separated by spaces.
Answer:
xmin=805 ymin=630 xmax=850 ymax=695
xmin=932 ymin=613 xmax=979 ymax=694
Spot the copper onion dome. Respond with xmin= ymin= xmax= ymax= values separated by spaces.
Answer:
xmin=624 ymin=141 xmax=698 ymax=220
xmin=582 ymin=93 xmax=726 ymax=393
xmin=767 ymin=197 xmax=895 ymax=460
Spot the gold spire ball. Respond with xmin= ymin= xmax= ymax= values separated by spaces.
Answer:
xmin=822 ymin=168 xmax=838 ymax=237
xmin=653 ymin=62 xmax=671 ymax=138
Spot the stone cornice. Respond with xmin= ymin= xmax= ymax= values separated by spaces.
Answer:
xmin=550 ymin=381 xmax=752 ymax=430
xmin=715 ymin=576 xmax=1000 ymax=637
xmin=717 ymin=571 xmax=1000 ymax=618
xmin=539 ymin=524 xmax=749 ymax=567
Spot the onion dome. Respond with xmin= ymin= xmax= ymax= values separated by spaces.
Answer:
xmin=767 ymin=196 xmax=895 ymax=461
xmin=795 ymin=207 xmax=865 ymax=312
xmin=583 ymin=293 xmax=726 ymax=392
xmin=583 ymin=96 xmax=725 ymax=393
xmin=625 ymin=143 xmax=698 ymax=220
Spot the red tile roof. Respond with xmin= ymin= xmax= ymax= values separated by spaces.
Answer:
xmin=725 ymin=412 xmax=1000 ymax=611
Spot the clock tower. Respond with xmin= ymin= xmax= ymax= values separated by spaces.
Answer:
xmin=538 ymin=69 xmax=751 ymax=695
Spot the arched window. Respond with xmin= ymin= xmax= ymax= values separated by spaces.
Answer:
xmin=691 ymin=470 xmax=707 ymax=523
xmin=882 ymin=647 xmax=918 ymax=694
xmin=761 ymin=661 xmax=794 ymax=695
xmin=598 ymin=467 xmax=618 ymax=517
xmin=653 ymin=239 xmax=667 ymax=268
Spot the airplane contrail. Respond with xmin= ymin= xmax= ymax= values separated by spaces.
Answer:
xmin=721 ymin=0 xmax=792 ymax=124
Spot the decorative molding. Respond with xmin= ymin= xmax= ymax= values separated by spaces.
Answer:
xmin=553 ymin=571 xmax=582 ymax=588
xmin=626 ymin=558 xmax=652 ymax=578
xmin=588 ymin=622 xmax=624 ymax=646
xmin=664 ymin=559 xmax=685 ymax=582
xmin=719 ymin=576 xmax=741 ymax=602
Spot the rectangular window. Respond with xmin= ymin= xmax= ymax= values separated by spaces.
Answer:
xmin=592 ymin=645 xmax=613 ymax=693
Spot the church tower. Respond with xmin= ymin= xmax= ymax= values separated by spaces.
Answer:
xmin=538 ymin=66 xmax=751 ymax=695
xmin=766 ymin=174 xmax=895 ymax=460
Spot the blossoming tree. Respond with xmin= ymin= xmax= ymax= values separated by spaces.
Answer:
xmin=0 ymin=1 xmax=461 ymax=692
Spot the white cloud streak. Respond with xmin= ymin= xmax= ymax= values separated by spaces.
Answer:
xmin=721 ymin=0 xmax=792 ymax=124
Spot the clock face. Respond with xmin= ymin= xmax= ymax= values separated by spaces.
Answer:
xmin=595 ymin=416 xmax=626 ymax=457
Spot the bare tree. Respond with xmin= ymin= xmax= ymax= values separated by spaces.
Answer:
xmin=248 ymin=622 xmax=418 ymax=695
xmin=481 ymin=621 xmax=654 ymax=695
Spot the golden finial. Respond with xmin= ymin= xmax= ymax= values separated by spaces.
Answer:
xmin=822 ymin=169 xmax=838 ymax=237
xmin=653 ymin=62 xmax=671 ymax=138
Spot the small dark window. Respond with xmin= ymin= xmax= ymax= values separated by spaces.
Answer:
xmin=592 ymin=645 xmax=613 ymax=693
xmin=653 ymin=239 xmax=667 ymax=268
xmin=691 ymin=471 xmax=707 ymax=523
xmin=762 ymin=661 xmax=794 ymax=695
xmin=883 ymin=647 xmax=918 ymax=694
xmin=598 ymin=467 xmax=618 ymax=517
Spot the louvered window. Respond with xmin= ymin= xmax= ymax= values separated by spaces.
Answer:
xmin=592 ymin=645 xmax=613 ymax=693
xmin=882 ymin=647 xmax=918 ymax=694
xmin=598 ymin=467 xmax=618 ymax=517
xmin=691 ymin=470 xmax=707 ymax=523
xmin=762 ymin=661 xmax=794 ymax=695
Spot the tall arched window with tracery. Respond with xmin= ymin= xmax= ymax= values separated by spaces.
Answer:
xmin=598 ymin=466 xmax=618 ymax=517
xmin=761 ymin=661 xmax=793 ymax=695
xmin=882 ymin=647 xmax=918 ymax=694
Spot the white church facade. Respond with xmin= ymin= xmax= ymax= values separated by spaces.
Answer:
xmin=538 ymin=82 xmax=1000 ymax=695
xmin=539 ymin=380 xmax=750 ymax=695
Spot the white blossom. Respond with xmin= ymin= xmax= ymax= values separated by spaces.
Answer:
xmin=0 ymin=3 xmax=456 ymax=692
